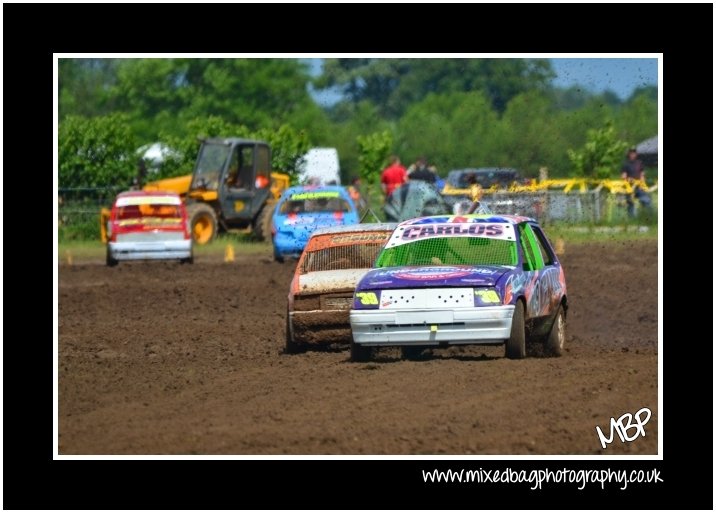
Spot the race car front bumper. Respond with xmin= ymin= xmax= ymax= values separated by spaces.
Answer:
xmin=350 ymin=305 xmax=515 ymax=346
xmin=289 ymin=309 xmax=352 ymax=344
xmin=108 ymin=240 xmax=192 ymax=261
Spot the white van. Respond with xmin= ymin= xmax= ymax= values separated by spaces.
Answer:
xmin=297 ymin=148 xmax=341 ymax=185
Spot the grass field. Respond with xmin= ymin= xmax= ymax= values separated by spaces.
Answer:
xmin=57 ymin=225 xmax=657 ymax=263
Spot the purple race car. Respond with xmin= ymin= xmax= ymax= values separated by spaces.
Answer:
xmin=349 ymin=214 xmax=568 ymax=361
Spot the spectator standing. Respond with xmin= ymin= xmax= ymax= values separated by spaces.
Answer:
xmin=347 ymin=177 xmax=367 ymax=211
xmin=380 ymin=155 xmax=408 ymax=198
xmin=620 ymin=147 xmax=652 ymax=218
xmin=407 ymin=157 xmax=438 ymax=184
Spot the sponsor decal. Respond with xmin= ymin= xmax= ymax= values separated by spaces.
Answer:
xmin=388 ymin=223 xmax=514 ymax=247
xmin=331 ymin=232 xmax=390 ymax=245
xmin=290 ymin=191 xmax=340 ymax=200
xmin=117 ymin=218 xmax=182 ymax=227
xmin=365 ymin=280 xmax=393 ymax=286
xmin=393 ymin=268 xmax=472 ymax=281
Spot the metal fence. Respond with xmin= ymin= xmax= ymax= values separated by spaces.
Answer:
xmin=58 ymin=187 xmax=127 ymax=238
xmin=482 ymin=190 xmax=656 ymax=224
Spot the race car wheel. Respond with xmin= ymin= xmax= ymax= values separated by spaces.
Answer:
xmin=505 ymin=301 xmax=526 ymax=359
xmin=401 ymin=346 xmax=424 ymax=360
xmin=350 ymin=340 xmax=371 ymax=362
xmin=187 ymin=203 xmax=218 ymax=245
xmin=274 ymin=246 xmax=285 ymax=263
xmin=106 ymin=247 xmax=118 ymax=267
xmin=180 ymin=246 xmax=194 ymax=265
xmin=544 ymin=305 xmax=566 ymax=357
xmin=284 ymin=310 xmax=304 ymax=354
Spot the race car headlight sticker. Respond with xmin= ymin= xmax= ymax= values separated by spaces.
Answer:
xmin=474 ymin=287 xmax=501 ymax=306
xmin=353 ymin=290 xmax=381 ymax=309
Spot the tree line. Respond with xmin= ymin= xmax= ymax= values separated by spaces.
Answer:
xmin=59 ymin=58 xmax=657 ymax=190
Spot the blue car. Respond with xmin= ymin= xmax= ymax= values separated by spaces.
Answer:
xmin=272 ymin=185 xmax=359 ymax=262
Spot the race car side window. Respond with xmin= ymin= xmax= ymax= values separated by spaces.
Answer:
xmin=529 ymin=224 xmax=555 ymax=266
xmin=522 ymin=224 xmax=545 ymax=270
xmin=518 ymin=224 xmax=543 ymax=271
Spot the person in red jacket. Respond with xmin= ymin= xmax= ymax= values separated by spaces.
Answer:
xmin=380 ymin=155 xmax=408 ymax=199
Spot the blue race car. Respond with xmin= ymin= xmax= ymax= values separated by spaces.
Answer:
xmin=349 ymin=214 xmax=568 ymax=361
xmin=272 ymin=185 xmax=359 ymax=262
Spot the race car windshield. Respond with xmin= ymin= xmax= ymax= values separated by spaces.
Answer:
xmin=280 ymin=197 xmax=351 ymax=214
xmin=301 ymin=243 xmax=384 ymax=273
xmin=374 ymin=236 xmax=518 ymax=268
xmin=117 ymin=204 xmax=182 ymax=222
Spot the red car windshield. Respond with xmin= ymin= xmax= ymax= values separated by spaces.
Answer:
xmin=116 ymin=203 xmax=182 ymax=224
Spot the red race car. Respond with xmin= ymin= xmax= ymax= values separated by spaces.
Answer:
xmin=105 ymin=191 xmax=193 ymax=267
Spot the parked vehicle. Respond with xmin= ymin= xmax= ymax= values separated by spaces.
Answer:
xmin=297 ymin=147 xmax=341 ymax=185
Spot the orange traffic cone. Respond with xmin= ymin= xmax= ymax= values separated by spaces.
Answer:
xmin=224 ymin=244 xmax=235 ymax=262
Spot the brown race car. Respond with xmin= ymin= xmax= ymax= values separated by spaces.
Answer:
xmin=285 ymin=223 xmax=396 ymax=353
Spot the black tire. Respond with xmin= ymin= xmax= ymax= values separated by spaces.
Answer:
xmin=106 ymin=247 xmax=118 ymax=267
xmin=253 ymin=203 xmax=274 ymax=242
xmin=284 ymin=310 xmax=304 ymax=354
xmin=186 ymin=203 xmax=218 ymax=245
xmin=505 ymin=301 xmax=526 ymax=359
xmin=350 ymin=340 xmax=371 ymax=362
xmin=544 ymin=305 xmax=566 ymax=357
xmin=273 ymin=246 xmax=285 ymax=263
xmin=401 ymin=346 xmax=424 ymax=360
xmin=180 ymin=246 xmax=194 ymax=265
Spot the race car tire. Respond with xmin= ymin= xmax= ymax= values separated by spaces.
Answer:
xmin=273 ymin=245 xmax=285 ymax=263
xmin=284 ymin=309 xmax=305 ymax=354
xmin=505 ymin=300 xmax=526 ymax=359
xmin=401 ymin=346 xmax=424 ymax=360
xmin=544 ymin=305 xmax=566 ymax=357
xmin=106 ymin=247 xmax=118 ymax=267
xmin=180 ymin=246 xmax=194 ymax=265
xmin=350 ymin=340 xmax=371 ymax=362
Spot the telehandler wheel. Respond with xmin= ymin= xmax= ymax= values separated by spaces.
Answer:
xmin=253 ymin=205 xmax=274 ymax=242
xmin=187 ymin=203 xmax=218 ymax=245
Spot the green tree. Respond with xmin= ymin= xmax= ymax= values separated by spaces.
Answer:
xmin=615 ymin=92 xmax=658 ymax=144
xmin=59 ymin=59 xmax=122 ymax=119
xmin=356 ymin=131 xmax=393 ymax=187
xmin=320 ymin=101 xmax=392 ymax=181
xmin=316 ymin=58 xmax=555 ymax=117
xmin=496 ymin=91 xmax=567 ymax=177
xmin=567 ymin=121 xmax=628 ymax=179
xmin=396 ymin=91 xmax=500 ymax=172
xmin=108 ymin=58 xmax=318 ymax=140
xmin=157 ymin=116 xmax=310 ymax=182
xmin=59 ymin=114 xmax=137 ymax=188
xmin=356 ymin=131 xmax=393 ymax=215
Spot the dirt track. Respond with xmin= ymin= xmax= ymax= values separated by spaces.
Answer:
xmin=58 ymin=239 xmax=658 ymax=455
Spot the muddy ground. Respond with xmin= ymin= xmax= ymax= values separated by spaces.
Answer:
xmin=58 ymin=239 xmax=658 ymax=455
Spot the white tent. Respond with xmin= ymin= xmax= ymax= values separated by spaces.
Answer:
xmin=635 ymin=135 xmax=658 ymax=167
